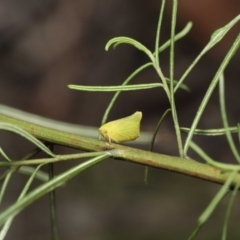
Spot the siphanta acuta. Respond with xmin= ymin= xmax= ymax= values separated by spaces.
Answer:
xmin=99 ymin=111 xmax=142 ymax=143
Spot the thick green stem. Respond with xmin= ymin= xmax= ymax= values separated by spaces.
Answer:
xmin=0 ymin=113 xmax=240 ymax=186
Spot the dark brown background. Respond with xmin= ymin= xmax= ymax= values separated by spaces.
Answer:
xmin=0 ymin=0 xmax=240 ymax=239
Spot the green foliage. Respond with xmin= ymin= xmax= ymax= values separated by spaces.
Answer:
xmin=0 ymin=0 xmax=240 ymax=239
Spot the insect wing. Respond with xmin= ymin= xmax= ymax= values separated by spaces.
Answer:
xmin=99 ymin=111 xmax=142 ymax=143
xmin=109 ymin=112 xmax=142 ymax=143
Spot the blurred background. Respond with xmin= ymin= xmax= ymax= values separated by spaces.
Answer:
xmin=0 ymin=0 xmax=240 ymax=239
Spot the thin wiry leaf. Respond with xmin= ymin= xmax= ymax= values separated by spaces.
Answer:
xmin=0 ymin=123 xmax=55 ymax=157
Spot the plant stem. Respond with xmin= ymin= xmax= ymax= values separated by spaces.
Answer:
xmin=1 ymin=113 xmax=240 ymax=186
